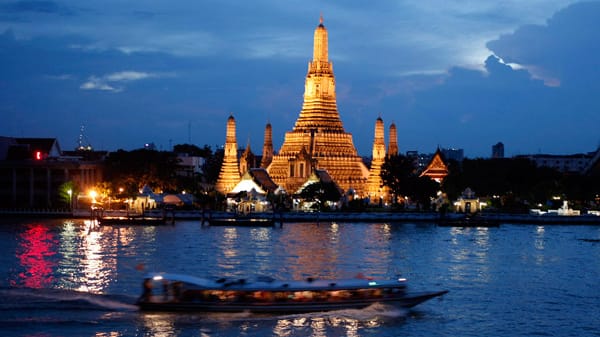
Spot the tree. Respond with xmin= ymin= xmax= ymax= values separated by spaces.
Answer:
xmin=58 ymin=181 xmax=77 ymax=209
xmin=381 ymin=155 xmax=439 ymax=210
xmin=103 ymin=149 xmax=180 ymax=194
xmin=298 ymin=181 xmax=342 ymax=211
xmin=203 ymin=148 xmax=223 ymax=185
xmin=173 ymin=143 xmax=212 ymax=157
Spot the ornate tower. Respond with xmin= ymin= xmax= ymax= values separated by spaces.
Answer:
xmin=366 ymin=117 xmax=388 ymax=203
xmin=215 ymin=115 xmax=240 ymax=194
xmin=260 ymin=122 xmax=273 ymax=168
xmin=388 ymin=122 xmax=398 ymax=157
xmin=239 ymin=142 xmax=256 ymax=176
xmin=267 ymin=16 xmax=369 ymax=193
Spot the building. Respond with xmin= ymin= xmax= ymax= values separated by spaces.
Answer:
xmin=265 ymin=16 xmax=369 ymax=193
xmin=420 ymin=148 xmax=449 ymax=183
xmin=0 ymin=137 xmax=103 ymax=208
xmin=406 ymin=151 xmax=431 ymax=171
xmin=175 ymin=154 xmax=205 ymax=177
xmin=517 ymin=152 xmax=595 ymax=174
xmin=227 ymin=168 xmax=280 ymax=213
xmin=441 ymin=148 xmax=464 ymax=163
xmin=492 ymin=142 xmax=504 ymax=158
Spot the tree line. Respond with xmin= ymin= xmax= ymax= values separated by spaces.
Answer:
xmin=95 ymin=145 xmax=599 ymax=212
xmin=381 ymin=155 xmax=599 ymax=212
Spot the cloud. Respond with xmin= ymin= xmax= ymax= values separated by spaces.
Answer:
xmin=80 ymin=75 xmax=121 ymax=92
xmin=1 ymin=1 xmax=598 ymax=156
xmin=0 ymin=0 xmax=580 ymax=75
xmin=80 ymin=71 xmax=171 ymax=92
xmin=487 ymin=1 xmax=600 ymax=87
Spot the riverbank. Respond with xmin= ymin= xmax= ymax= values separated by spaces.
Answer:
xmin=1 ymin=208 xmax=599 ymax=224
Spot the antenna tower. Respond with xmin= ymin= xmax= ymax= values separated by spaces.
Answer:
xmin=77 ymin=125 xmax=93 ymax=151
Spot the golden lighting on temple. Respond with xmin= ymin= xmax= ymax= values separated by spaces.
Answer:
xmin=265 ymin=16 xmax=369 ymax=193
xmin=215 ymin=16 xmax=400 ymax=197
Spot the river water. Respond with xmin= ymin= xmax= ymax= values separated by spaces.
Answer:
xmin=0 ymin=218 xmax=599 ymax=336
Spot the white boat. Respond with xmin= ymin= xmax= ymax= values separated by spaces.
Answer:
xmin=136 ymin=272 xmax=448 ymax=313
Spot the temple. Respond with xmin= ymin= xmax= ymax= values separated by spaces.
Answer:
xmin=388 ymin=122 xmax=398 ymax=157
xmin=420 ymin=148 xmax=449 ymax=183
xmin=215 ymin=115 xmax=241 ymax=194
xmin=260 ymin=122 xmax=273 ymax=168
xmin=365 ymin=117 xmax=389 ymax=203
xmin=266 ymin=16 xmax=369 ymax=193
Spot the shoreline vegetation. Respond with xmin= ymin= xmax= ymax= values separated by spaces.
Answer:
xmin=0 ymin=208 xmax=599 ymax=225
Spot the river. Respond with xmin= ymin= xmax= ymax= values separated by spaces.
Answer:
xmin=0 ymin=218 xmax=599 ymax=336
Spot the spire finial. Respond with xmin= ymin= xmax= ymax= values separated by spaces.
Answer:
xmin=319 ymin=13 xmax=324 ymax=25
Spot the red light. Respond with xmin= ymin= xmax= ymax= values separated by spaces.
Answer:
xmin=35 ymin=151 xmax=43 ymax=160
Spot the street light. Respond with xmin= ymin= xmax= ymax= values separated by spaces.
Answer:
xmin=67 ymin=189 xmax=72 ymax=209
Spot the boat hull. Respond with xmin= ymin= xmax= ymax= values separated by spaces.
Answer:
xmin=137 ymin=290 xmax=448 ymax=313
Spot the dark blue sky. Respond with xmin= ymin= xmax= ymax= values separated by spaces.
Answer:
xmin=1 ymin=0 xmax=599 ymax=157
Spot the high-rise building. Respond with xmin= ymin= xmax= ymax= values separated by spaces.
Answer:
xmin=266 ymin=16 xmax=369 ymax=193
xmin=441 ymin=147 xmax=464 ymax=162
xmin=492 ymin=142 xmax=504 ymax=158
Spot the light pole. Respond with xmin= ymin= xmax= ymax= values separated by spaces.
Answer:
xmin=67 ymin=189 xmax=72 ymax=210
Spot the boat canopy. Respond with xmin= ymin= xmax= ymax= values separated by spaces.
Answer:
xmin=145 ymin=272 xmax=407 ymax=292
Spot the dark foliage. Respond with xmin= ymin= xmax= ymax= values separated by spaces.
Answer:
xmin=441 ymin=157 xmax=600 ymax=210
xmin=103 ymin=149 xmax=180 ymax=196
xmin=381 ymin=155 xmax=439 ymax=210
xmin=297 ymin=181 xmax=342 ymax=211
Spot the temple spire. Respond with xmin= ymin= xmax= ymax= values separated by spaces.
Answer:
xmin=260 ymin=122 xmax=273 ymax=168
xmin=267 ymin=17 xmax=369 ymax=194
xmin=388 ymin=122 xmax=399 ymax=157
xmin=292 ymin=16 xmax=342 ymax=132
xmin=313 ymin=15 xmax=328 ymax=62
xmin=215 ymin=115 xmax=241 ymax=194
xmin=366 ymin=117 xmax=389 ymax=204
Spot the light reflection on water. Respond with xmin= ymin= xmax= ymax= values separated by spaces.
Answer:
xmin=14 ymin=223 xmax=57 ymax=288
xmin=2 ymin=219 xmax=600 ymax=336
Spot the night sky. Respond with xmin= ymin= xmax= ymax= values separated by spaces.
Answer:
xmin=1 ymin=0 xmax=599 ymax=158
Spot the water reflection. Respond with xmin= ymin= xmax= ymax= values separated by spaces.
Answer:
xmin=447 ymin=227 xmax=491 ymax=283
xmin=360 ymin=224 xmax=393 ymax=278
xmin=273 ymin=314 xmax=376 ymax=337
xmin=275 ymin=223 xmax=397 ymax=280
xmin=218 ymin=228 xmax=241 ymax=275
xmin=278 ymin=224 xmax=344 ymax=279
xmin=14 ymin=223 xmax=57 ymax=288
xmin=534 ymin=226 xmax=546 ymax=265
xmin=54 ymin=220 xmax=117 ymax=293
xmin=535 ymin=226 xmax=545 ymax=250
xmin=140 ymin=313 xmax=177 ymax=337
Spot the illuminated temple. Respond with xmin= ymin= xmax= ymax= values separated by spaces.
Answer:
xmin=215 ymin=115 xmax=240 ymax=194
xmin=266 ymin=16 xmax=369 ymax=193
xmin=365 ymin=117 xmax=388 ymax=203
